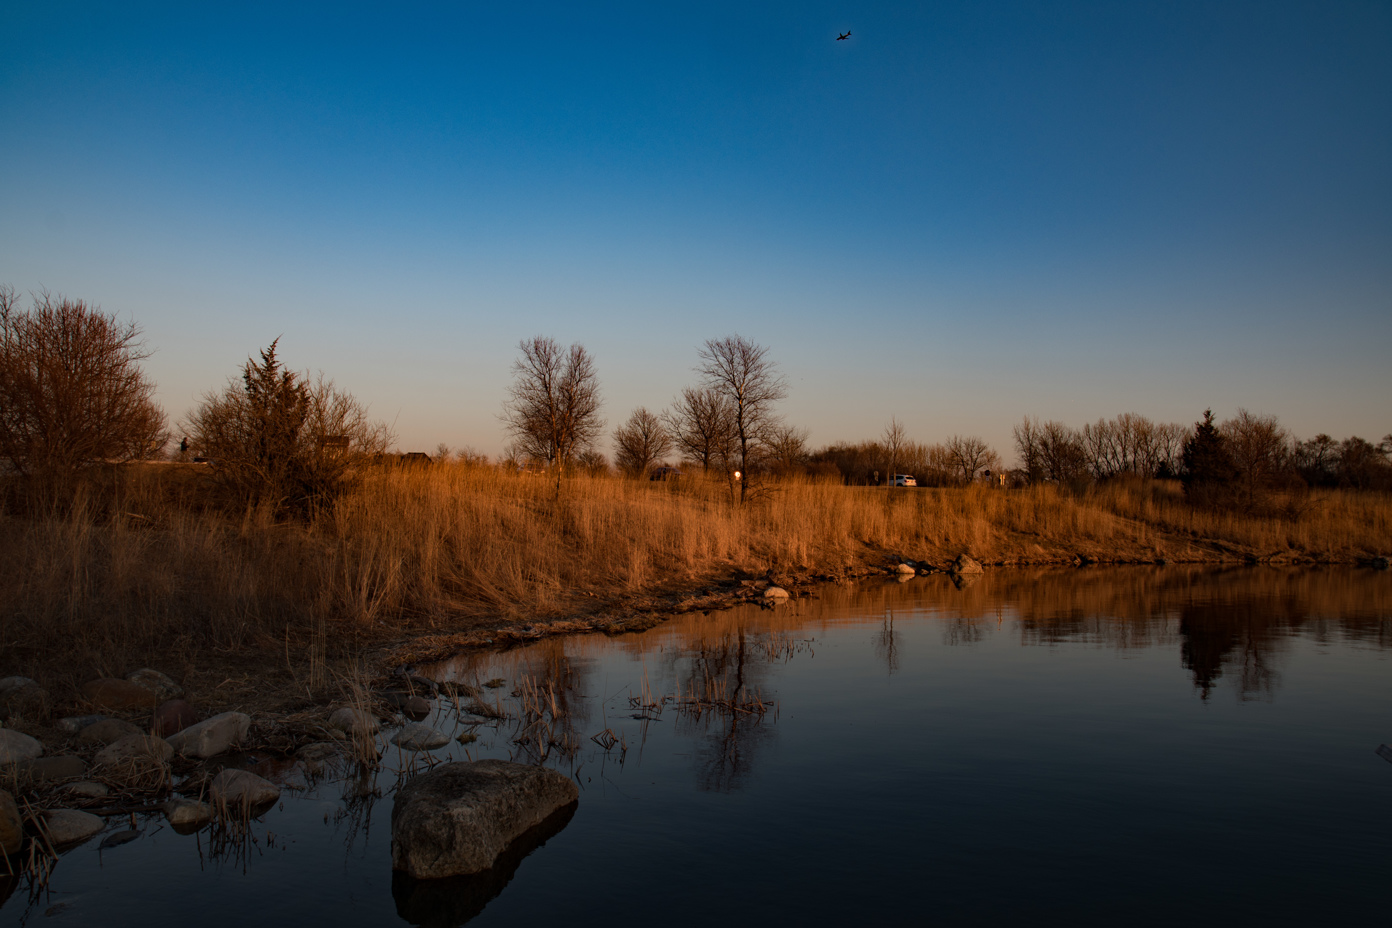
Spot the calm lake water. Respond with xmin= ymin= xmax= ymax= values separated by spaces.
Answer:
xmin=4 ymin=567 xmax=1391 ymax=927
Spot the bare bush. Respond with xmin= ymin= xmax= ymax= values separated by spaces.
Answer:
xmin=501 ymin=336 xmax=603 ymax=493
xmin=0 ymin=287 xmax=166 ymax=488
xmin=613 ymin=407 xmax=672 ymax=477
xmin=665 ymin=386 xmax=736 ymax=472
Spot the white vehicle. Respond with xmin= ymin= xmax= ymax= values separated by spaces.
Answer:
xmin=890 ymin=474 xmax=917 ymax=487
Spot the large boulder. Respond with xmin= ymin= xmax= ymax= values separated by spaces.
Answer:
xmin=41 ymin=810 xmax=104 ymax=846
xmin=210 ymin=769 xmax=280 ymax=811
xmin=0 ymin=729 xmax=42 ymax=765
xmin=166 ymin=711 xmax=250 ymax=759
xmin=77 ymin=718 xmax=142 ymax=746
xmin=329 ymin=707 xmax=380 ymax=736
xmin=950 ymin=553 xmax=984 ymax=575
xmin=125 ymin=669 xmax=184 ymax=701
xmin=81 ymin=678 xmax=159 ymax=712
xmin=0 ymin=790 xmax=21 ymax=857
xmin=95 ymin=734 xmax=173 ymax=767
xmin=391 ymin=759 xmax=579 ymax=879
xmin=0 ymin=677 xmax=49 ymax=721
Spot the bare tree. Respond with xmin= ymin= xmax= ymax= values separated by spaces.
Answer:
xmin=501 ymin=336 xmax=604 ymax=494
xmin=0 ymin=287 xmax=166 ymax=489
xmin=1221 ymin=409 xmax=1291 ymax=509
xmin=944 ymin=435 xmax=1000 ymax=484
xmin=767 ymin=423 xmax=810 ymax=474
xmin=883 ymin=417 xmax=907 ymax=484
xmin=184 ymin=339 xmax=392 ymax=515
xmin=696 ymin=334 xmax=787 ymax=503
xmin=613 ymin=407 xmax=673 ymax=477
xmin=664 ymin=386 xmax=735 ymax=472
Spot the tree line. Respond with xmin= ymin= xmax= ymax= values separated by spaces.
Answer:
xmin=2 ymin=286 xmax=1388 ymax=517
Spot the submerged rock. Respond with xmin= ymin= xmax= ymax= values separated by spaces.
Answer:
xmin=77 ymin=719 xmax=142 ymax=746
xmin=329 ymin=707 xmax=380 ymax=736
xmin=391 ymin=759 xmax=579 ymax=879
xmin=164 ymin=799 xmax=214 ymax=827
xmin=125 ymin=669 xmax=184 ymax=701
xmin=391 ymin=723 xmax=450 ymax=751
xmin=210 ymin=769 xmax=281 ymax=810
xmin=0 ymin=729 xmax=42 ymax=764
xmin=295 ymin=741 xmax=343 ymax=774
xmin=0 ymin=790 xmax=21 ymax=856
xmin=166 ymin=711 xmax=250 ymax=759
xmin=41 ymin=809 xmax=104 ymax=846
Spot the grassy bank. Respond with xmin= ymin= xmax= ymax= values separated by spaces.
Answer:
xmin=2 ymin=463 xmax=1389 ymax=688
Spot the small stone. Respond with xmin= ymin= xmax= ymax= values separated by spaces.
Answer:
xmin=763 ymin=586 xmax=790 ymax=600
xmin=895 ymin=562 xmax=916 ymax=574
xmin=81 ymin=678 xmax=158 ymax=712
xmin=0 ymin=677 xmax=49 ymax=721
xmin=65 ymin=781 xmax=110 ymax=799
xmin=456 ymin=732 xmax=478 ymax=744
xmin=77 ymin=719 xmax=143 ymax=746
xmin=1371 ymin=556 xmax=1390 ymax=570
xmin=166 ymin=711 xmax=250 ymax=759
xmin=0 ymin=790 xmax=21 ymax=856
xmin=40 ymin=809 xmax=105 ymax=846
xmin=57 ymin=715 xmax=108 ymax=734
xmin=164 ymin=799 xmax=214 ymax=827
xmin=153 ymin=700 xmax=199 ymax=738
xmin=0 ymin=729 xmax=42 ymax=764
xmin=95 ymin=734 xmax=174 ymax=767
xmin=210 ymin=769 xmax=281 ymax=810
xmin=12 ymin=755 xmax=87 ymax=785
xmin=328 ymin=707 xmax=380 ymax=736
xmin=125 ymin=669 xmax=184 ymax=701
xmin=391 ymin=723 xmax=450 ymax=751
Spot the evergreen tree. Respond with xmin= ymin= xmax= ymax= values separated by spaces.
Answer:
xmin=1180 ymin=409 xmax=1234 ymax=505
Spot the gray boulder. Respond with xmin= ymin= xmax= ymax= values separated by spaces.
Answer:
xmin=210 ymin=769 xmax=281 ymax=810
xmin=77 ymin=718 xmax=143 ymax=746
xmin=329 ymin=707 xmax=380 ymax=736
xmin=164 ymin=799 xmax=214 ymax=827
xmin=95 ymin=734 xmax=173 ymax=767
xmin=391 ymin=723 xmax=450 ymax=751
xmin=166 ymin=711 xmax=250 ymax=759
xmin=0 ymin=729 xmax=42 ymax=764
xmin=125 ymin=669 xmax=184 ymax=700
xmin=57 ymin=714 xmax=108 ymax=734
xmin=41 ymin=809 xmax=104 ymax=846
xmin=0 ymin=790 xmax=21 ymax=857
xmin=391 ymin=759 xmax=579 ymax=879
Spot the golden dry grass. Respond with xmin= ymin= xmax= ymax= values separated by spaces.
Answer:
xmin=1 ymin=463 xmax=1388 ymax=680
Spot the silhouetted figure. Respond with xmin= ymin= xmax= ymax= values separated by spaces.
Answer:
xmin=837 ymin=31 xmax=851 ymax=41
xmin=179 ymin=437 xmax=187 ymax=453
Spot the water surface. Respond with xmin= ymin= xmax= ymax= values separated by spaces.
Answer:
xmin=4 ymin=566 xmax=1390 ymax=926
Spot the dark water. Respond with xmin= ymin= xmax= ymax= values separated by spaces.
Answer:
xmin=4 ymin=567 xmax=1391 ymax=927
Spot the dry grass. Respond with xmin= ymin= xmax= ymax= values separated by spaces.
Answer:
xmin=1 ymin=463 xmax=1387 ymax=686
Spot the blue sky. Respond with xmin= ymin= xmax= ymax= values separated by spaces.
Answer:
xmin=2 ymin=1 xmax=1389 ymax=460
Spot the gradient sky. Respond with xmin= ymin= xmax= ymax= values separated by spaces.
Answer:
xmin=2 ymin=1 xmax=1389 ymax=462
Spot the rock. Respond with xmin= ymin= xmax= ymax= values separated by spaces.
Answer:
xmin=328 ymin=707 xmax=380 ymax=736
xmin=895 ymin=562 xmax=916 ymax=575
xmin=153 ymin=700 xmax=199 ymax=738
xmin=210 ymin=769 xmax=281 ymax=810
xmin=40 ymin=809 xmax=104 ymax=846
xmin=12 ymin=755 xmax=87 ymax=786
xmin=1371 ymin=556 xmax=1390 ymax=570
xmin=166 ymin=711 xmax=250 ymax=759
xmin=0 ymin=729 xmax=42 ymax=764
xmin=125 ymin=669 xmax=184 ymax=700
xmin=391 ymin=724 xmax=450 ymax=751
xmin=81 ymin=678 xmax=158 ymax=712
xmin=950 ymin=554 xmax=984 ymax=575
xmin=77 ymin=719 xmax=143 ymax=746
xmin=391 ymin=759 xmax=580 ymax=879
xmin=0 ymin=677 xmax=50 ymax=721
xmin=950 ymin=571 xmax=981 ymax=590
xmin=57 ymin=714 xmax=108 ymax=734
xmin=95 ymin=734 xmax=174 ymax=767
xmin=164 ymin=799 xmax=214 ymax=827
xmin=65 ymin=781 xmax=110 ymax=799
xmin=382 ymin=692 xmax=433 ymax=721
xmin=295 ymin=741 xmax=342 ymax=774
xmin=763 ymin=586 xmax=790 ymax=600
xmin=0 ymin=790 xmax=21 ymax=856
